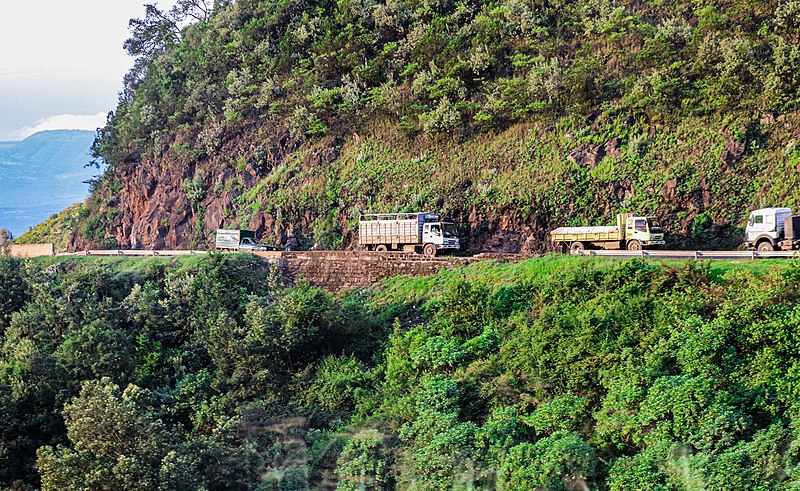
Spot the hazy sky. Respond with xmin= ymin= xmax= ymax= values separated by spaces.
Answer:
xmin=0 ymin=0 xmax=177 ymax=140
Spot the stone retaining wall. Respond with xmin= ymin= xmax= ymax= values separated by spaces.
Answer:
xmin=252 ymin=251 xmax=482 ymax=291
xmin=6 ymin=243 xmax=56 ymax=258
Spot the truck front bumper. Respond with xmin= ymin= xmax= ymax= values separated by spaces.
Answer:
xmin=644 ymin=240 xmax=665 ymax=246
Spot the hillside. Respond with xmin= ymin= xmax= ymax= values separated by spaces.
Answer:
xmin=0 ymin=130 xmax=97 ymax=237
xmin=38 ymin=0 xmax=800 ymax=251
xmin=1 ymin=254 xmax=800 ymax=489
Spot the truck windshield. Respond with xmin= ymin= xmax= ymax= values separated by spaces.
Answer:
xmin=241 ymin=238 xmax=254 ymax=244
xmin=648 ymin=220 xmax=662 ymax=231
xmin=443 ymin=224 xmax=458 ymax=237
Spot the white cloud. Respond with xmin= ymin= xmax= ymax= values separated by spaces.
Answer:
xmin=0 ymin=0 xmax=180 ymax=140
xmin=15 ymin=113 xmax=108 ymax=139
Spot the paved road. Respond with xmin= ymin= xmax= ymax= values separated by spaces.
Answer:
xmin=57 ymin=249 xmax=800 ymax=260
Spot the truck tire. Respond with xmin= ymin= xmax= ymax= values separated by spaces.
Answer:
xmin=375 ymin=245 xmax=388 ymax=252
xmin=569 ymin=242 xmax=585 ymax=255
xmin=423 ymin=243 xmax=437 ymax=256
xmin=757 ymin=240 xmax=774 ymax=252
xmin=627 ymin=240 xmax=642 ymax=251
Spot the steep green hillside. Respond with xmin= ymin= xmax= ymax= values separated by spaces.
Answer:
xmin=14 ymin=204 xmax=88 ymax=252
xmin=54 ymin=0 xmax=800 ymax=251
xmin=2 ymin=255 xmax=800 ymax=489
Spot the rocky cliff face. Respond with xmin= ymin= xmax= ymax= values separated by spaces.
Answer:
xmin=68 ymin=132 xmax=546 ymax=252
xmin=64 ymin=111 xmax=800 ymax=254
xmin=70 ymin=126 xmax=300 ymax=251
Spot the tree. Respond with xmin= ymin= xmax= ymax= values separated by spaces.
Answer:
xmin=124 ymin=4 xmax=180 ymax=61
xmin=0 ymin=257 xmax=26 ymax=328
xmin=169 ymin=0 xmax=231 ymax=23
xmin=498 ymin=432 xmax=599 ymax=491
xmin=36 ymin=378 xmax=181 ymax=490
xmin=397 ymin=376 xmax=478 ymax=490
xmin=337 ymin=429 xmax=393 ymax=491
xmin=0 ymin=228 xmax=13 ymax=256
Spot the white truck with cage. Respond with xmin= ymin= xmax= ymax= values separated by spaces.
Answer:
xmin=358 ymin=212 xmax=460 ymax=256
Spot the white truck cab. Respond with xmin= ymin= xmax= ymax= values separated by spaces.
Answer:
xmin=238 ymin=237 xmax=271 ymax=251
xmin=422 ymin=222 xmax=460 ymax=250
xmin=746 ymin=207 xmax=793 ymax=251
xmin=625 ymin=216 xmax=665 ymax=248
xmin=359 ymin=212 xmax=460 ymax=256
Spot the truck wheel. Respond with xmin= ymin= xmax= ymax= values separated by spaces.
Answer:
xmin=757 ymin=241 xmax=774 ymax=252
xmin=627 ymin=240 xmax=642 ymax=251
xmin=569 ymin=242 xmax=585 ymax=255
xmin=423 ymin=243 xmax=437 ymax=256
xmin=375 ymin=245 xmax=388 ymax=252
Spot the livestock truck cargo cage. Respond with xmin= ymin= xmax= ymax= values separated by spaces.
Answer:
xmin=358 ymin=212 xmax=460 ymax=256
xmin=551 ymin=213 xmax=665 ymax=254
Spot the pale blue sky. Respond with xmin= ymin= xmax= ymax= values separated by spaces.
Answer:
xmin=0 ymin=0 xmax=177 ymax=140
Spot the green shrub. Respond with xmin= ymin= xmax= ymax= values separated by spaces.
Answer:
xmin=498 ymin=431 xmax=598 ymax=490
xmin=336 ymin=429 xmax=393 ymax=490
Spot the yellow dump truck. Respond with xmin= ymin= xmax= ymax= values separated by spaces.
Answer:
xmin=550 ymin=213 xmax=665 ymax=254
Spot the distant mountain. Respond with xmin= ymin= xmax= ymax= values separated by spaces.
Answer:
xmin=0 ymin=130 xmax=98 ymax=236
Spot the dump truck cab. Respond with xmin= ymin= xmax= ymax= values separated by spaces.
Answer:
xmin=624 ymin=215 xmax=665 ymax=249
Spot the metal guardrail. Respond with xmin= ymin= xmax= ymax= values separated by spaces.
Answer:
xmin=56 ymin=250 xmax=459 ymax=261
xmin=576 ymin=249 xmax=800 ymax=259
xmin=57 ymin=249 xmax=206 ymax=257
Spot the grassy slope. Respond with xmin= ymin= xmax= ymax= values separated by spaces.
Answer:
xmin=229 ymin=115 xmax=791 ymax=250
xmin=15 ymin=204 xmax=86 ymax=252
xmin=24 ymin=252 xmax=787 ymax=284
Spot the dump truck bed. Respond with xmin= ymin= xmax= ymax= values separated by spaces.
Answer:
xmin=550 ymin=226 xmax=621 ymax=243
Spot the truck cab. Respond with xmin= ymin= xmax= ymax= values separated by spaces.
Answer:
xmin=215 ymin=229 xmax=274 ymax=251
xmin=422 ymin=222 xmax=460 ymax=251
xmin=746 ymin=207 xmax=793 ymax=251
xmin=624 ymin=216 xmax=665 ymax=250
xmin=238 ymin=237 xmax=271 ymax=251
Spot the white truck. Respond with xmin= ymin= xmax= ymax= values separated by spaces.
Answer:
xmin=215 ymin=229 xmax=273 ymax=251
xmin=745 ymin=207 xmax=800 ymax=251
xmin=550 ymin=213 xmax=665 ymax=254
xmin=358 ymin=212 xmax=460 ymax=256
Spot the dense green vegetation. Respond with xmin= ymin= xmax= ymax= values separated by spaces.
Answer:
xmin=107 ymin=0 xmax=800 ymax=150
xmin=2 ymin=254 xmax=800 ymax=489
xmin=15 ymin=204 xmax=88 ymax=251
xmin=49 ymin=0 xmax=800 ymax=251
